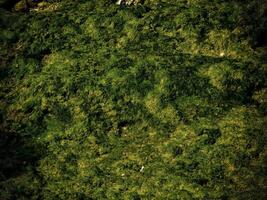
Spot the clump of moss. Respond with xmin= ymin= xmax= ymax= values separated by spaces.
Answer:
xmin=0 ymin=0 xmax=266 ymax=199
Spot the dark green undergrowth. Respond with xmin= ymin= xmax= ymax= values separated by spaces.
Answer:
xmin=0 ymin=0 xmax=266 ymax=199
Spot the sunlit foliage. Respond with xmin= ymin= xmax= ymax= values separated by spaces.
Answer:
xmin=0 ymin=0 xmax=266 ymax=199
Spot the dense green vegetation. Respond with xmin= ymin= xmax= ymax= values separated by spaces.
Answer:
xmin=0 ymin=0 xmax=266 ymax=199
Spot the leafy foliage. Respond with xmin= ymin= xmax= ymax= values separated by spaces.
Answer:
xmin=0 ymin=0 xmax=266 ymax=199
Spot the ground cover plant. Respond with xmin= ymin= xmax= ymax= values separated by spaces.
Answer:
xmin=0 ymin=0 xmax=266 ymax=199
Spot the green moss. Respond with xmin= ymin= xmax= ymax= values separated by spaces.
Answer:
xmin=0 ymin=0 xmax=266 ymax=199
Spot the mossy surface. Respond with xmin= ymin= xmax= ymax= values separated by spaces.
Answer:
xmin=0 ymin=0 xmax=266 ymax=199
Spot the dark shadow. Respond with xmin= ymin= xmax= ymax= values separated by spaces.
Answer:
xmin=254 ymin=28 xmax=267 ymax=48
xmin=0 ymin=130 xmax=38 ymax=181
xmin=1 ymin=0 xmax=21 ymax=10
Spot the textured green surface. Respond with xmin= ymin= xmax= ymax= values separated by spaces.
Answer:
xmin=0 ymin=0 xmax=266 ymax=199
